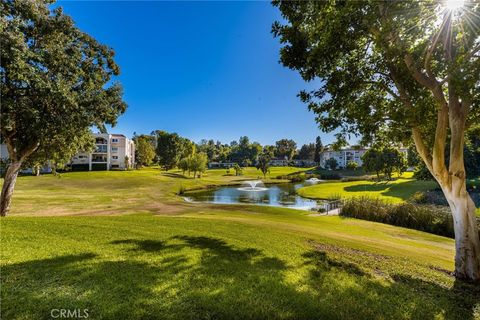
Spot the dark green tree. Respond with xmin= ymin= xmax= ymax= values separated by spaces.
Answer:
xmin=273 ymin=0 xmax=480 ymax=281
xmin=230 ymin=136 xmax=262 ymax=165
xmin=233 ymin=163 xmax=243 ymax=176
xmin=134 ymin=135 xmax=156 ymax=167
xmin=314 ymin=136 xmax=324 ymax=163
xmin=325 ymin=158 xmax=338 ymax=171
xmin=155 ymin=131 xmax=182 ymax=171
xmin=197 ymin=139 xmax=217 ymax=161
xmin=189 ymin=152 xmax=208 ymax=178
xmin=362 ymin=148 xmax=384 ymax=179
xmin=346 ymin=161 xmax=358 ymax=171
xmin=256 ymin=151 xmax=272 ymax=179
xmin=0 ymin=1 xmax=126 ymax=216
xmin=263 ymin=145 xmax=277 ymax=158
xmin=381 ymin=147 xmax=407 ymax=180
xmin=178 ymin=157 xmax=190 ymax=176
xmin=180 ymin=138 xmax=196 ymax=160
xmin=297 ymin=143 xmax=316 ymax=160
xmin=275 ymin=139 xmax=297 ymax=160
xmin=25 ymin=129 xmax=96 ymax=175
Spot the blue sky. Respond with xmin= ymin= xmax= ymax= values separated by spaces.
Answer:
xmin=58 ymin=1 xmax=338 ymax=146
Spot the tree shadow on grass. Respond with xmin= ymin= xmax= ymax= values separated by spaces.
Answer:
xmin=2 ymin=237 xmax=478 ymax=319
xmin=343 ymin=180 xmax=429 ymax=201
xmin=110 ymin=239 xmax=167 ymax=252
xmin=344 ymin=183 xmax=389 ymax=192
xmin=161 ymin=172 xmax=190 ymax=179
xmin=302 ymin=246 xmax=480 ymax=320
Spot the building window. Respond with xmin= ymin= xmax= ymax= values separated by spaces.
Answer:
xmin=112 ymin=138 xmax=119 ymax=143
xmin=111 ymin=147 xmax=118 ymax=153
xmin=112 ymin=156 xmax=118 ymax=160
xmin=95 ymin=145 xmax=107 ymax=153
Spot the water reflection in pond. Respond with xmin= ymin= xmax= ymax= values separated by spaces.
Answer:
xmin=184 ymin=182 xmax=323 ymax=211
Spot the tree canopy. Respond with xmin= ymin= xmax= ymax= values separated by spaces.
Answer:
xmin=273 ymin=0 xmax=480 ymax=281
xmin=297 ymin=143 xmax=316 ymax=160
xmin=256 ymin=150 xmax=272 ymax=178
xmin=155 ymin=131 xmax=183 ymax=171
xmin=275 ymin=139 xmax=297 ymax=160
xmin=0 ymin=0 xmax=126 ymax=216
xmin=363 ymin=147 xmax=407 ymax=180
xmin=134 ymin=135 xmax=156 ymax=167
xmin=314 ymin=136 xmax=323 ymax=163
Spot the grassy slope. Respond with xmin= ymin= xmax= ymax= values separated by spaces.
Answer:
xmin=3 ymin=212 xmax=479 ymax=320
xmin=7 ymin=167 xmax=311 ymax=216
xmin=298 ymin=173 xmax=437 ymax=204
xmin=1 ymin=168 xmax=479 ymax=319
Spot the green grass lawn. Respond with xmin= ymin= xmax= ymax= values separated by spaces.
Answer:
xmin=1 ymin=169 xmax=479 ymax=319
xmin=2 ymin=212 xmax=479 ymax=319
xmin=6 ymin=167 xmax=311 ymax=216
xmin=298 ymin=175 xmax=438 ymax=203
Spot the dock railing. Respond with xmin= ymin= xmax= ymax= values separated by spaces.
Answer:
xmin=319 ymin=199 xmax=343 ymax=215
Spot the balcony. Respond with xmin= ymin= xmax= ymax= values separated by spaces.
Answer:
xmin=95 ymin=145 xmax=108 ymax=153
xmin=92 ymin=155 xmax=107 ymax=163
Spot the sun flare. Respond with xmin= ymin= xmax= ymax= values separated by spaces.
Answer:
xmin=445 ymin=0 xmax=465 ymax=11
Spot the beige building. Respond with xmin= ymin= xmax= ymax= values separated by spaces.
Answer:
xmin=70 ymin=133 xmax=135 ymax=171
xmin=320 ymin=147 xmax=407 ymax=169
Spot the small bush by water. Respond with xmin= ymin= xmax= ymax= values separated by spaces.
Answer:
xmin=340 ymin=175 xmax=373 ymax=182
xmin=340 ymin=197 xmax=460 ymax=238
xmin=276 ymin=173 xmax=319 ymax=183
xmin=178 ymin=185 xmax=187 ymax=195
xmin=319 ymin=172 xmax=341 ymax=180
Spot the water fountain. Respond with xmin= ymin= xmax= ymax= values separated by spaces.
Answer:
xmin=305 ymin=177 xmax=322 ymax=184
xmin=237 ymin=180 xmax=268 ymax=191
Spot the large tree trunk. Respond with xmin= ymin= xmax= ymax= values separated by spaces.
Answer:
xmin=442 ymin=184 xmax=480 ymax=281
xmin=0 ymin=160 xmax=22 ymax=217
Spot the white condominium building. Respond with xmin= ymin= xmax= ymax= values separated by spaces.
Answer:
xmin=70 ymin=133 xmax=135 ymax=171
xmin=320 ymin=148 xmax=367 ymax=168
xmin=320 ymin=147 xmax=407 ymax=169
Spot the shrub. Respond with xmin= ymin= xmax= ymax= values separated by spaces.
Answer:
xmin=319 ymin=172 xmax=341 ymax=180
xmin=178 ymin=157 xmax=190 ymax=176
xmin=304 ymin=173 xmax=320 ymax=180
xmin=70 ymin=164 xmax=89 ymax=171
xmin=178 ymin=185 xmax=186 ymax=195
xmin=467 ymin=179 xmax=480 ymax=191
xmin=339 ymin=196 xmax=467 ymax=238
xmin=289 ymin=174 xmax=306 ymax=183
xmin=233 ymin=164 xmax=243 ymax=176
xmin=91 ymin=163 xmax=107 ymax=171
xmin=340 ymin=175 xmax=373 ymax=182
xmin=409 ymin=191 xmax=449 ymax=206
xmin=346 ymin=161 xmax=358 ymax=170
xmin=276 ymin=173 xmax=306 ymax=182
xmin=325 ymin=158 xmax=338 ymax=170
xmin=413 ymin=163 xmax=434 ymax=180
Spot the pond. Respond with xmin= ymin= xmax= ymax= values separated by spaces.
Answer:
xmin=184 ymin=180 xmax=325 ymax=211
